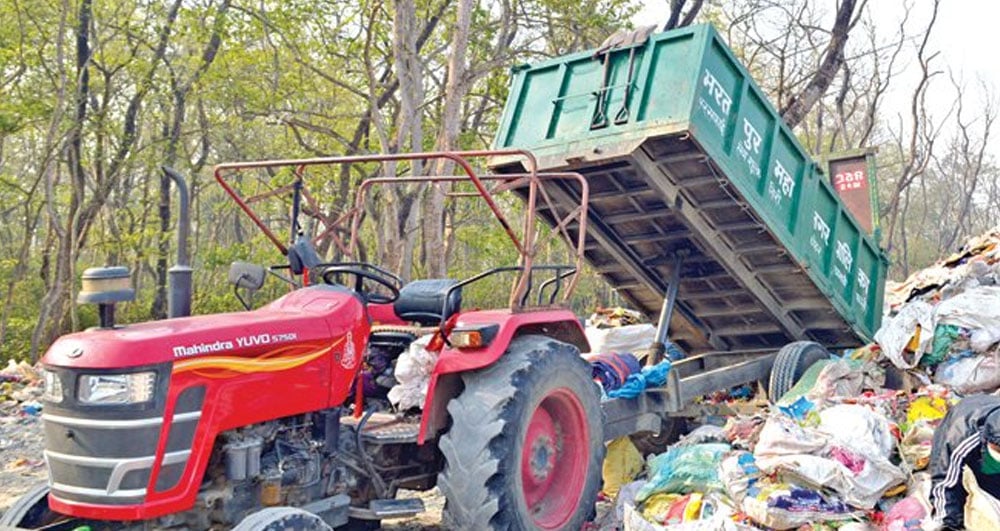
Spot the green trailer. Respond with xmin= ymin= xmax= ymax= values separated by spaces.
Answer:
xmin=491 ymin=23 xmax=887 ymax=356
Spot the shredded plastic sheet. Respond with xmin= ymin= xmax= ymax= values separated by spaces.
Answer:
xmin=386 ymin=335 xmax=436 ymax=410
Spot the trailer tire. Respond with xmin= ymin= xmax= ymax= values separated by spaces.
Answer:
xmin=233 ymin=507 xmax=332 ymax=531
xmin=629 ymin=416 xmax=687 ymax=457
xmin=438 ymin=335 xmax=604 ymax=530
xmin=0 ymin=483 xmax=58 ymax=528
xmin=768 ymin=341 xmax=830 ymax=402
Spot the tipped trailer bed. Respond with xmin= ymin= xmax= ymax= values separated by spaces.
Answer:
xmin=491 ymin=23 xmax=887 ymax=355
xmin=490 ymin=24 xmax=889 ymax=431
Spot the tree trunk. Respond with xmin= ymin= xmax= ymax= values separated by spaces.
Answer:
xmin=779 ymin=0 xmax=859 ymax=129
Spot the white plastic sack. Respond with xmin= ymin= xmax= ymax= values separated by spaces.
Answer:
xmin=387 ymin=335 xmax=436 ymax=410
xmin=755 ymin=452 xmax=904 ymax=509
xmin=585 ymin=323 xmax=656 ymax=354
xmin=934 ymin=286 xmax=1000 ymax=333
xmin=963 ymin=465 xmax=1000 ymax=531
xmin=754 ymin=414 xmax=829 ymax=458
xmin=817 ymin=404 xmax=896 ymax=459
xmin=754 ymin=406 xmax=906 ymax=509
xmin=971 ymin=327 xmax=1000 ymax=352
xmin=934 ymin=353 xmax=1000 ymax=394
xmin=874 ymin=300 xmax=934 ymax=369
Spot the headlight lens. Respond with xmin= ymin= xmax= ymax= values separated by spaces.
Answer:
xmin=78 ymin=372 xmax=156 ymax=405
xmin=42 ymin=369 xmax=63 ymax=403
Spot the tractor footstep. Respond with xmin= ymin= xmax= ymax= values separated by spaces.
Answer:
xmin=369 ymin=498 xmax=425 ymax=518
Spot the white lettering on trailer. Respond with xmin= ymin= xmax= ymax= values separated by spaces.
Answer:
xmin=855 ymin=270 xmax=870 ymax=310
xmin=768 ymin=160 xmax=795 ymax=205
xmin=735 ymin=117 xmax=763 ymax=179
xmin=701 ymin=69 xmax=732 ymax=115
xmin=809 ymin=211 xmax=831 ymax=256
xmin=698 ymin=69 xmax=732 ymax=135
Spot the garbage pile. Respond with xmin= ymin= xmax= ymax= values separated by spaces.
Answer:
xmin=600 ymin=359 xmax=954 ymax=530
xmin=877 ymin=228 xmax=1000 ymax=392
xmin=0 ymin=360 xmax=47 ymax=510
xmin=598 ymin=227 xmax=1000 ymax=530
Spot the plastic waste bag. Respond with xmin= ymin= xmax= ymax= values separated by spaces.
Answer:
xmin=971 ymin=327 xmax=1000 ymax=352
xmin=624 ymin=500 xmax=756 ymax=531
xmin=874 ymin=300 xmax=934 ymax=369
xmin=740 ymin=482 xmax=859 ymax=530
xmin=387 ymin=335 xmax=436 ymax=410
xmin=934 ymin=353 xmax=1000 ymax=394
xmin=586 ymin=323 xmax=656 ymax=354
xmin=934 ymin=286 xmax=1000 ymax=334
xmin=817 ymin=404 xmax=896 ymax=458
xmin=881 ymin=495 xmax=928 ymax=531
xmin=719 ymin=451 xmax=761 ymax=503
xmin=754 ymin=413 xmax=828 ymax=458
xmin=673 ymin=425 xmax=727 ymax=447
xmin=603 ymin=436 xmax=644 ymax=497
xmin=963 ymin=465 xmax=1000 ymax=531
xmin=636 ymin=443 xmax=730 ymax=501
xmin=755 ymin=406 xmax=905 ymax=509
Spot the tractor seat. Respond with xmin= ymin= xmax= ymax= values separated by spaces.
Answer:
xmin=392 ymin=279 xmax=462 ymax=327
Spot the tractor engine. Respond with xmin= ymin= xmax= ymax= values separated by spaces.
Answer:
xmin=161 ymin=410 xmax=437 ymax=529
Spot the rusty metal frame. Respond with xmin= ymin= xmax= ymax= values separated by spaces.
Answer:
xmin=213 ymin=150 xmax=589 ymax=309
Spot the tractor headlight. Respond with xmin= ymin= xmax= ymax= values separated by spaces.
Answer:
xmin=78 ymin=372 xmax=156 ymax=405
xmin=42 ymin=369 xmax=63 ymax=403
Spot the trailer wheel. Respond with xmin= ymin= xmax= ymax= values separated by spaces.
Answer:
xmin=233 ymin=507 xmax=332 ymax=531
xmin=0 ymin=483 xmax=59 ymax=528
xmin=629 ymin=416 xmax=687 ymax=457
xmin=768 ymin=341 xmax=830 ymax=402
xmin=438 ymin=335 xmax=604 ymax=530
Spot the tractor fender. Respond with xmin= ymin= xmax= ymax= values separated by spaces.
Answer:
xmin=417 ymin=308 xmax=588 ymax=444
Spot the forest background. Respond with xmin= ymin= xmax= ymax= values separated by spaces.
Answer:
xmin=0 ymin=0 xmax=995 ymax=362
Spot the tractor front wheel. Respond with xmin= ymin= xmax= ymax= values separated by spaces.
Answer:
xmin=438 ymin=335 xmax=604 ymax=530
xmin=0 ymin=483 xmax=59 ymax=528
xmin=232 ymin=507 xmax=332 ymax=531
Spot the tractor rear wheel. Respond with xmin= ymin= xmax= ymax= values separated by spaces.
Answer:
xmin=0 ymin=483 xmax=59 ymax=528
xmin=438 ymin=335 xmax=604 ymax=530
xmin=232 ymin=507 xmax=332 ymax=531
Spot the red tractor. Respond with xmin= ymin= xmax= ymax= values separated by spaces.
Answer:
xmin=4 ymin=151 xmax=608 ymax=530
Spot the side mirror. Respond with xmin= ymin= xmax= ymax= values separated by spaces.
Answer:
xmin=229 ymin=261 xmax=266 ymax=292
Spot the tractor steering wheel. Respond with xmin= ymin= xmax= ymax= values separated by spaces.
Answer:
xmin=319 ymin=264 xmax=402 ymax=304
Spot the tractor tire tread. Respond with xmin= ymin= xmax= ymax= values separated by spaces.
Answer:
xmin=232 ymin=506 xmax=332 ymax=531
xmin=438 ymin=335 xmax=604 ymax=531
xmin=0 ymin=483 xmax=52 ymax=527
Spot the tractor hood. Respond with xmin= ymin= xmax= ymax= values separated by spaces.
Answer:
xmin=42 ymin=286 xmax=365 ymax=370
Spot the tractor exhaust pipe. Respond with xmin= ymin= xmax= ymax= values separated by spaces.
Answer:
xmin=163 ymin=166 xmax=193 ymax=318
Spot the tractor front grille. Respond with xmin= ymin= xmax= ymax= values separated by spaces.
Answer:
xmin=40 ymin=366 xmax=203 ymax=506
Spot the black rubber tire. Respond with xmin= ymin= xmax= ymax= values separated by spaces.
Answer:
xmin=438 ymin=335 xmax=605 ymax=530
xmin=0 ymin=483 xmax=59 ymax=528
xmin=768 ymin=341 xmax=830 ymax=403
xmin=232 ymin=507 xmax=333 ymax=531
xmin=629 ymin=416 xmax=688 ymax=457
